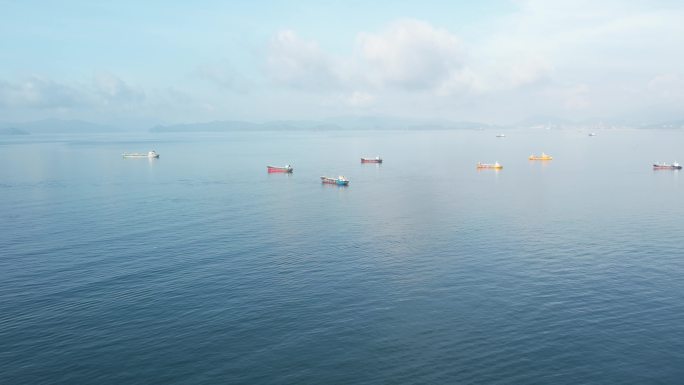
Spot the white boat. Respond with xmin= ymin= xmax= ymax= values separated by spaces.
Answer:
xmin=496 ymin=134 xmax=505 ymax=138
xmin=653 ymin=162 xmax=682 ymax=170
xmin=588 ymin=132 xmax=597 ymax=136
xmin=123 ymin=150 xmax=159 ymax=158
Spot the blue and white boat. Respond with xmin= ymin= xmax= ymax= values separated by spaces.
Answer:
xmin=321 ymin=176 xmax=349 ymax=186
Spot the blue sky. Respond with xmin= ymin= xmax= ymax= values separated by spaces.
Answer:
xmin=1 ymin=0 xmax=683 ymax=126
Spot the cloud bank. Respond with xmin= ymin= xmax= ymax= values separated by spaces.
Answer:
xmin=260 ymin=1 xmax=684 ymax=122
xmin=3 ymin=0 xmax=684 ymax=124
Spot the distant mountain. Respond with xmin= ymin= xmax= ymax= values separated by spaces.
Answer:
xmin=151 ymin=117 xmax=496 ymax=133
xmin=151 ymin=120 xmax=348 ymax=132
xmin=10 ymin=116 xmax=680 ymax=134
xmin=0 ymin=127 xmax=30 ymax=135
xmin=0 ymin=119 xmax=120 ymax=134
xmin=639 ymin=120 xmax=684 ymax=129
xmin=516 ymin=115 xmax=684 ymax=129
xmin=261 ymin=120 xmax=343 ymax=131
xmin=151 ymin=120 xmax=258 ymax=132
xmin=323 ymin=115 xmax=495 ymax=130
xmin=516 ymin=115 xmax=576 ymax=127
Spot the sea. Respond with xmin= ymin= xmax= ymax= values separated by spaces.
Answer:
xmin=1 ymin=128 xmax=683 ymax=384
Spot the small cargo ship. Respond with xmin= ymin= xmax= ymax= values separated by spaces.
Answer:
xmin=321 ymin=176 xmax=349 ymax=186
xmin=477 ymin=161 xmax=503 ymax=169
xmin=267 ymin=165 xmax=293 ymax=173
xmin=361 ymin=156 xmax=382 ymax=163
xmin=653 ymin=162 xmax=682 ymax=170
xmin=123 ymin=150 xmax=159 ymax=158
xmin=529 ymin=152 xmax=553 ymax=160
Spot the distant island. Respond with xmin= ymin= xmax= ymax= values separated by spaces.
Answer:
xmin=0 ymin=119 xmax=119 ymax=135
xmin=150 ymin=118 xmax=495 ymax=133
xmin=0 ymin=127 xmax=30 ymax=135
xmin=1 ymin=117 xmax=684 ymax=135
xmin=150 ymin=120 xmax=342 ymax=133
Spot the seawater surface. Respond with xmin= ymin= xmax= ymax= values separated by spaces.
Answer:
xmin=1 ymin=129 xmax=683 ymax=384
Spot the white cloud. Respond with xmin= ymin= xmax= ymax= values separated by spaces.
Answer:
xmin=264 ymin=18 xmax=559 ymax=100
xmin=0 ymin=74 xmax=147 ymax=111
xmin=345 ymin=91 xmax=375 ymax=108
xmin=196 ymin=63 xmax=250 ymax=93
xmin=504 ymin=56 xmax=553 ymax=89
xmin=648 ymin=73 xmax=684 ymax=99
xmin=356 ymin=19 xmax=464 ymax=90
xmin=93 ymin=73 xmax=145 ymax=105
xmin=562 ymin=84 xmax=591 ymax=110
xmin=265 ymin=21 xmax=475 ymax=94
xmin=0 ymin=76 xmax=86 ymax=109
xmin=266 ymin=29 xmax=342 ymax=90
xmin=6 ymin=1 xmax=684 ymax=124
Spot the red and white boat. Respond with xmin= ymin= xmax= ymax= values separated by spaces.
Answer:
xmin=361 ymin=156 xmax=382 ymax=164
xmin=653 ymin=162 xmax=682 ymax=170
xmin=267 ymin=165 xmax=293 ymax=173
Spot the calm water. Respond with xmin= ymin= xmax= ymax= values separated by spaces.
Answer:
xmin=1 ymin=129 xmax=683 ymax=384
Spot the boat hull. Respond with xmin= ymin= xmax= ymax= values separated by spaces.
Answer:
xmin=361 ymin=158 xmax=382 ymax=163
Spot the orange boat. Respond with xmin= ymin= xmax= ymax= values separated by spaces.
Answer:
xmin=529 ymin=152 xmax=553 ymax=160
xmin=476 ymin=161 xmax=503 ymax=169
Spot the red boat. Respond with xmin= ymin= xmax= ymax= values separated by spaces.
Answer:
xmin=267 ymin=165 xmax=293 ymax=173
xmin=361 ymin=156 xmax=382 ymax=163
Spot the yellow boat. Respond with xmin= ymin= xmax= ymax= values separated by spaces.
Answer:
xmin=529 ymin=152 xmax=553 ymax=160
xmin=476 ymin=161 xmax=503 ymax=169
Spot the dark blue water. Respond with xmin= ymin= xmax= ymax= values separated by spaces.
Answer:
xmin=2 ymin=129 xmax=683 ymax=384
